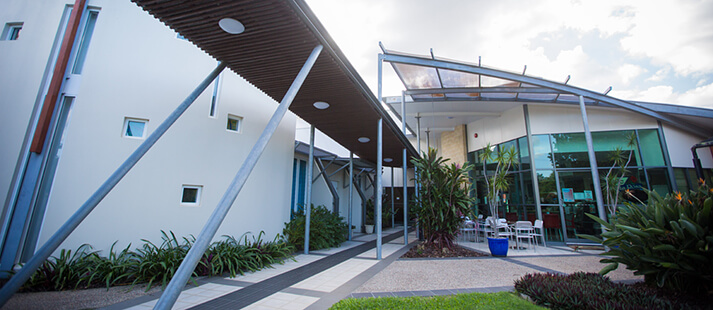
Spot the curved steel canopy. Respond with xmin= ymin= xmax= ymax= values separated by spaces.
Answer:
xmin=381 ymin=48 xmax=710 ymax=137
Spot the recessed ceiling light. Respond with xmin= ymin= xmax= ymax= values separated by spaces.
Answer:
xmin=313 ymin=101 xmax=329 ymax=109
xmin=219 ymin=18 xmax=245 ymax=34
xmin=358 ymin=137 xmax=370 ymax=143
xmin=384 ymin=158 xmax=393 ymax=162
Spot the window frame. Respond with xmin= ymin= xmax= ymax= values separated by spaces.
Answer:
xmin=2 ymin=22 xmax=23 ymax=41
xmin=181 ymin=185 xmax=202 ymax=206
xmin=122 ymin=117 xmax=148 ymax=139
xmin=226 ymin=114 xmax=243 ymax=133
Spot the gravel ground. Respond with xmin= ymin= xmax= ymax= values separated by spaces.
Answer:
xmin=354 ymin=255 xmax=642 ymax=293
xmin=1 ymin=284 xmax=162 ymax=310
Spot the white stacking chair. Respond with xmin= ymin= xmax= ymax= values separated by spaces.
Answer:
xmin=532 ymin=219 xmax=546 ymax=247
xmin=514 ymin=221 xmax=535 ymax=250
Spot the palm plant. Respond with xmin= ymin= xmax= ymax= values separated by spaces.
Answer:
xmin=411 ymin=148 xmax=474 ymax=250
xmin=478 ymin=143 xmax=518 ymax=237
xmin=602 ymin=132 xmax=638 ymax=217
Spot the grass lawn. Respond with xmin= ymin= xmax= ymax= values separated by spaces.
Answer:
xmin=329 ymin=291 xmax=545 ymax=310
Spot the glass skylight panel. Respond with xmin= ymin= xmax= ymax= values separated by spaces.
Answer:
xmin=482 ymin=92 xmax=517 ymax=99
xmin=437 ymin=68 xmax=479 ymax=88
xmin=519 ymin=93 xmax=558 ymax=101
xmin=445 ymin=93 xmax=480 ymax=99
xmin=480 ymin=75 xmax=516 ymax=87
xmin=392 ymin=63 xmax=441 ymax=89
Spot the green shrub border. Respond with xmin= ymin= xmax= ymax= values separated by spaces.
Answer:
xmin=6 ymin=230 xmax=294 ymax=292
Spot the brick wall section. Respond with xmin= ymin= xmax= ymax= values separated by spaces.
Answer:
xmin=440 ymin=124 xmax=467 ymax=166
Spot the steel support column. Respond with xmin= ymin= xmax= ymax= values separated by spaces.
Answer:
xmin=348 ymin=152 xmax=353 ymax=240
xmin=305 ymin=125 xmax=315 ymax=254
xmin=0 ymin=62 xmax=227 ymax=306
xmin=579 ymin=96 xmax=607 ymax=229
xmin=401 ymin=91 xmax=408 ymax=244
xmin=376 ymin=53 xmax=383 ymax=260
xmin=153 ymin=45 xmax=322 ymax=310
xmin=390 ymin=167 xmax=394 ymax=227
xmin=524 ymin=105 xmax=544 ymax=246
xmin=376 ymin=118 xmax=383 ymax=260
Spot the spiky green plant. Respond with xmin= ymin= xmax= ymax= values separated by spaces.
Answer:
xmin=579 ymin=181 xmax=713 ymax=295
xmin=411 ymin=148 xmax=475 ymax=250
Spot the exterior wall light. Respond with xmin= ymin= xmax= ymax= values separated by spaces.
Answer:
xmin=219 ymin=18 xmax=245 ymax=34
xmin=358 ymin=137 xmax=370 ymax=143
xmin=313 ymin=101 xmax=329 ymax=109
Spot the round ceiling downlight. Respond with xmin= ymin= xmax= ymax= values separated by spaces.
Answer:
xmin=358 ymin=137 xmax=370 ymax=143
xmin=384 ymin=158 xmax=393 ymax=162
xmin=219 ymin=18 xmax=245 ymax=34
xmin=313 ymin=101 xmax=330 ymax=109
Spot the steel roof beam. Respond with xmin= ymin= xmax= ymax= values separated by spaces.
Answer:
xmin=383 ymin=53 xmax=708 ymax=137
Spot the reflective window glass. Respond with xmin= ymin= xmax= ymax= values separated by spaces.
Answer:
xmin=437 ymin=68 xmax=479 ymax=88
xmin=647 ymin=168 xmax=671 ymax=196
xmin=551 ymin=133 xmax=590 ymax=168
xmin=591 ymin=130 xmax=641 ymax=167
xmin=638 ymin=129 xmax=665 ymax=166
xmin=532 ymin=135 xmax=554 ymax=170
xmin=392 ymin=63 xmax=441 ymax=89
xmin=518 ymin=137 xmax=530 ymax=170
xmin=537 ymin=170 xmax=558 ymax=204
xmin=674 ymin=168 xmax=690 ymax=194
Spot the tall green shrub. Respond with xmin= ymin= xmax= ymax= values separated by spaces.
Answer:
xmin=283 ymin=204 xmax=348 ymax=251
xmin=579 ymin=181 xmax=713 ymax=295
xmin=411 ymin=148 xmax=474 ymax=249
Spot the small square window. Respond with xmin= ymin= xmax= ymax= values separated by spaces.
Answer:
xmin=227 ymin=115 xmax=242 ymax=132
xmin=2 ymin=23 xmax=23 ymax=41
xmin=123 ymin=118 xmax=147 ymax=138
xmin=181 ymin=185 xmax=202 ymax=205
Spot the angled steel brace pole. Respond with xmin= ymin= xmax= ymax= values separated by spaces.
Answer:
xmin=154 ymin=45 xmax=322 ymax=310
xmin=579 ymin=96 xmax=607 ymax=230
xmin=305 ymin=125 xmax=315 ymax=253
xmin=315 ymin=157 xmax=339 ymax=213
xmin=348 ymin=152 xmax=354 ymax=240
xmin=0 ymin=62 xmax=226 ymax=306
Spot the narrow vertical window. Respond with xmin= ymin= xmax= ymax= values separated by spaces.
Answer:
xmin=123 ymin=118 xmax=147 ymax=138
xmin=209 ymin=73 xmax=221 ymax=117
xmin=2 ymin=22 xmax=23 ymax=41
xmin=181 ymin=185 xmax=202 ymax=205
xmin=227 ymin=114 xmax=242 ymax=132
xmin=71 ymin=11 xmax=99 ymax=74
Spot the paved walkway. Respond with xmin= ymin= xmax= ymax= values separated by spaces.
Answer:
xmin=102 ymin=227 xmax=641 ymax=310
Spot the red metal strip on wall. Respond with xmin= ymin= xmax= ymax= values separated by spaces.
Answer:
xmin=30 ymin=0 xmax=87 ymax=153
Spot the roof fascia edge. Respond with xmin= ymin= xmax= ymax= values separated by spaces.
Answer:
xmin=286 ymin=0 xmax=418 ymax=159
xmin=383 ymin=53 xmax=709 ymax=137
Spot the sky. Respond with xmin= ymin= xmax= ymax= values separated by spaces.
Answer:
xmin=304 ymin=0 xmax=713 ymax=109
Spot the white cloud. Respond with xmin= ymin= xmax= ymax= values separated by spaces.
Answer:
xmin=617 ymin=64 xmax=646 ymax=85
xmin=304 ymin=0 xmax=712 ymax=107
xmin=646 ymin=67 xmax=669 ymax=82
xmin=619 ymin=0 xmax=713 ymax=76
xmin=677 ymin=82 xmax=713 ymax=109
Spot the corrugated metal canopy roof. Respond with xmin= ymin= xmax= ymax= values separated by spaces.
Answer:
xmin=131 ymin=0 xmax=417 ymax=167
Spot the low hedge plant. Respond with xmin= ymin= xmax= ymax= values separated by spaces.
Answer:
xmin=7 ymin=230 xmax=293 ymax=292
xmin=283 ymin=204 xmax=348 ymax=251
xmin=515 ymin=272 xmax=683 ymax=309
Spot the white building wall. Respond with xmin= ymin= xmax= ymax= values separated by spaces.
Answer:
xmin=466 ymin=106 xmax=526 ymax=152
xmin=529 ymin=104 xmax=658 ymax=135
xmin=0 ymin=0 xmax=68 ymax=216
xmin=2 ymin=0 xmax=295 ymax=256
xmin=293 ymin=153 xmax=366 ymax=231
xmin=662 ymin=124 xmax=713 ymax=168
